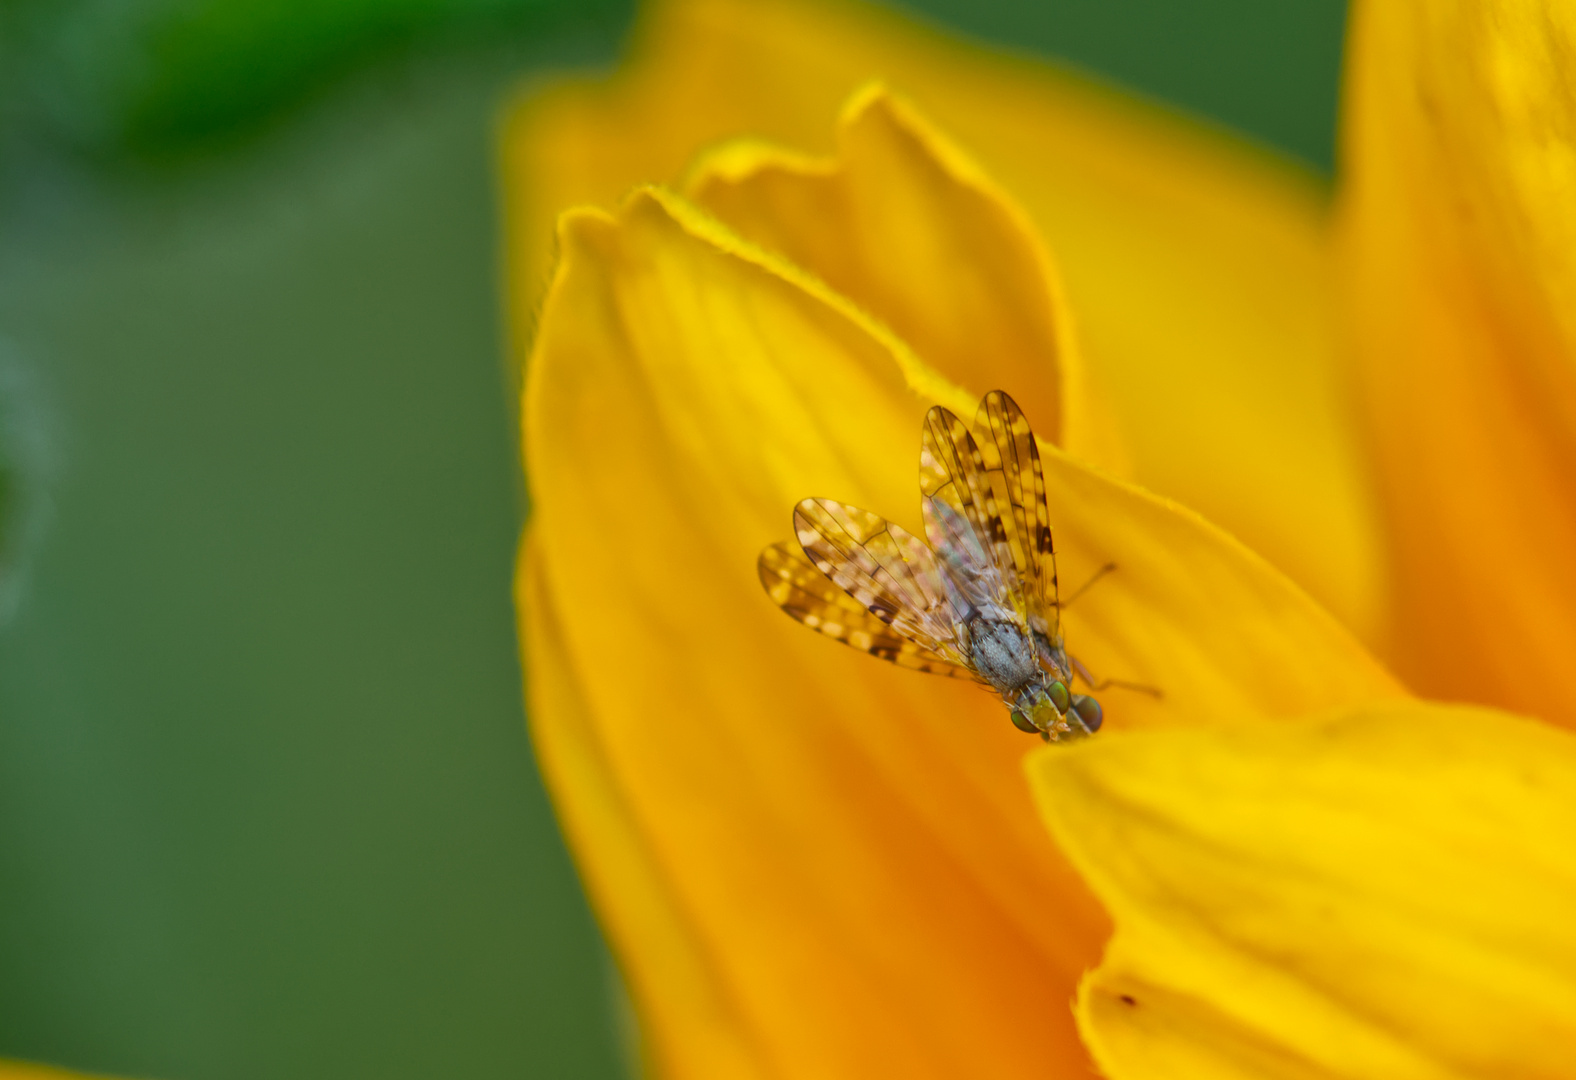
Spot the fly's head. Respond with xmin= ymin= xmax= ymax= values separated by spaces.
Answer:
xmin=1008 ymin=677 xmax=1103 ymax=742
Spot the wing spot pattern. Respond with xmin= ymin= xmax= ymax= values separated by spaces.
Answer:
xmin=758 ymin=390 xmax=1062 ymax=690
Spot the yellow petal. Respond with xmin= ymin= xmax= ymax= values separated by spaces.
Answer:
xmin=521 ymin=538 xmax=761 ymax=1078
xmin=683 ymin=83 xmax=1123 ymax=471
xmin=522 ymin=184 xmax=1399 ymax=1077
xmin=1339 ymin=1 xmax=1576 ymax=724
xmin=503 ymin=0 xmax=1384 ymax=652
xmin=1029 ymin=701 xmax=1576 ymax=1080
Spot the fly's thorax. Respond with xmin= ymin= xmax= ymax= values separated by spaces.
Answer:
xmin=962 ymin=614 xmax=1040 ymax=696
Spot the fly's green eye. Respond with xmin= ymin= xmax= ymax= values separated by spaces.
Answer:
xmin=1048 ymin=680 xmax=1070 ymax=714
xmin=1009 ymin=708 xmax=1039 ymax=734
xmin=1071 ymin=694 xmax=1103 ymax=733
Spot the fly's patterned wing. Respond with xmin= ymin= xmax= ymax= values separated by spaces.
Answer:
xmin=790 ymin=498 xmax=964 ymax=661
xmin=759 ymin=390 xmax=1087 ymax=705
xmin=919 ymin=404 xmax=1020 ymax=613
xmin=757 ymin=543 xmax=973 ymax=679
xmin=972 ymin=391 xmax=1060 ymax=636
xmin=922 ymin=494 xmax=1005 ymax=617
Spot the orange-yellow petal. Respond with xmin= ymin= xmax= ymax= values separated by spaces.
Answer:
xmin=503 ymin=0 xmax=1384 ymax=649
xmin=1339 ymin=0 xmax=1576 ymax=725
xmin=522 ymin=538 xmax=762 ymax=1078
xmin=683 ymin=83 xmax=1121 ymax=470
xmin=0 ymin=1063 xmax=119 ymax=1079
xmin=1029 ymin=701 xmax=1576 ymax=1079
xmin=521 ymin=184 xmax=1399 ymax=1077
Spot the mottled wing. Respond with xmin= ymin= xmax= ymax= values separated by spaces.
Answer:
xmin=918 ymin=405 xmax=1018 ymax=610
xmin=757 ymin=543 xmax=973 ymax=679
xmin=972 ymin=390 xmax=1060 ymax=635
xmin=790 ymin=497 xmax=966 ymax=664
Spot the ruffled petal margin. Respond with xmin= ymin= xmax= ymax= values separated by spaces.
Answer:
xmin=503 ymin=0 xmax=1385 ymax=644
xmin=683 ymin=84 xmax=1119 ymax=469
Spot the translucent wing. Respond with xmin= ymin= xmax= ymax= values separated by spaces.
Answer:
xmin=922 ymin=494 xmax=1006 ymax=618
xmin=757 ymin=543 xmax=973 ymax=679
xmin=790 ymin=497 xmax=966 ymax=663
xmin=971 ymin=390 xmax=1060 ymax=635
xmin=918 ymin=404 xmax=1019 ymax=613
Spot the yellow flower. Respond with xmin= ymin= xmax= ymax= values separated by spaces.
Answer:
xmin=507 ymin=0 xmax=1576 ymax=1076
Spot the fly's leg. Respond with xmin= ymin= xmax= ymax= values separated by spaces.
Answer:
xmin=1058 ymin=564 xmax=1162 ymax=699
xmin=1069 ymin=654 xmax=1162 ymax=698
xmin=1059 ymin=562 xmax=1116 ymax=610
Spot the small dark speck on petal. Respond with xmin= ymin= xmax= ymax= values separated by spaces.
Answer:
xmin=1119 ymin=994 xmax=1137 ymax=1006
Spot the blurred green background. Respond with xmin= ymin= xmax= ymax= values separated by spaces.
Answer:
xmin=0 ymin=0 xmax=1345 ymax=1076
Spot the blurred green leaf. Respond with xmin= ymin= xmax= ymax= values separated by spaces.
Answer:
xmin=4 ymin=0 xmax=630 ymax=154
xmin=0 ymin=349 xmax=55 ymax=629
xmin=127 ymin=0 xmax=628 ymax=148
xmin=0 ymin=453 xmax=11 ymax=592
